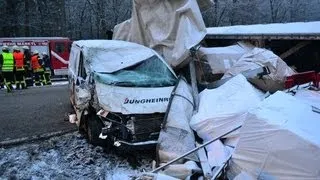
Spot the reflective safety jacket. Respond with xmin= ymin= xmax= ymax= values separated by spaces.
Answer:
xmin=31 ymin=55 xmax=42 ymax=71
xmin=13 ymin=52 xmax=24 ymax=70
xmin=2 ymin=52 xmax=14 ymax=72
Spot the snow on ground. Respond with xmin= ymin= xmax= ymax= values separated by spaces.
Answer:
xmin=207 ymin=21 xmax=320 ymax=35
xmin=0 ymin=132 xmax=153 ymax=180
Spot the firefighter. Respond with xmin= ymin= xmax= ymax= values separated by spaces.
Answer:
xmin=0 ymin=70 xmax=3 ymax=89
xmin=0 ymin=60 xmax=3 ymax=89
xmin=41 ymin=52 xmax=52 ymax=85
xmin=23 ymin=46 xmax=33 ymax=87
xmin=13 ymin=46 xmax=27 ymax=89
xmin=0 ymin=46 xmax=15 ymax=92
xmin=31 ymin=50 xmax=45 ymax=86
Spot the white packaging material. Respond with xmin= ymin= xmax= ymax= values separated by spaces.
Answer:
xmin=206 ymin=140 xmax=231 ymax=167
xmin=233 ymin=172 xmax=255 ymax=180
xmin=198 ymin=42 xmax=253 ymax=74
xmin=294 ymin=89 xmax=320 ymax=109
xmin=68 ymin=114 xmax=76 ymax=124
xmin=113 ymin=0 xmax=207 ymax=67
xmin=157 ymin=78 xmax=197 ymax=163
xmin=160 ymin=161 xmax=201 ymax=180
xmin=222 ymin=48 xmax=295 ymax=92
xmin=190 ymin=74 xmax=263 ymax=141
xmin=230 ymin=91 xmax=320 ymax=179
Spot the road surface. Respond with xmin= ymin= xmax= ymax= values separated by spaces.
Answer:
xmin=0 ymin=83 xmax=77 ymax=143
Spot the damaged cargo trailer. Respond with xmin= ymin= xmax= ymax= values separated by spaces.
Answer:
xmin=68 ymin=40 xmax=178 ymax=147
xmin=204 ymin=21 xmax=320 ymax=73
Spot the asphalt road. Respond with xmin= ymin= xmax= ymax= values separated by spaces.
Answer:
xmin=0 ymin=83 xmax=77 ymax=143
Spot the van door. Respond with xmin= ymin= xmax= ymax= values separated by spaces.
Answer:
xmin=73 ymin=51 xmax=91 ymax=113
xmin=68 ymin=46 xmax=81 ymax=105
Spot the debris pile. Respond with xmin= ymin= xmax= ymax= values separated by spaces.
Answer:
xmin=111 ymin=0 xmax=320 ymax=179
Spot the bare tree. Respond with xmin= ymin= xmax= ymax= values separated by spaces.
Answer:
xmin=1 ymin=0 xmax=319 ymax=39
xmin=269 ymin=0 xmax=289 ymax=23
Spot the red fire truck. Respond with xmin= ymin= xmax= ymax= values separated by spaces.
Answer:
xmin=0 ymin=37 xmax=72 ymax=76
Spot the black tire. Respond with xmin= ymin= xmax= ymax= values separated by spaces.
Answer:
xmin=87 ymin=114 xmax=105 ymax=146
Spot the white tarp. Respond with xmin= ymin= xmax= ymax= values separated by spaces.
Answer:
xmin=190 ymin=74 xmax=263 ymax=141
xmin=113 ymin=0 xmax=207 ymax=68
xmin=294 ymin=89 xmax=320 ymax=109
xmin=95 ymin=82 xmax=174 ymax=115
xmin=229 ymin=91 xmax=320 ymax=179
xmin=159 ymin=161 xmax=201 ymax=179
xmin=206 ymin=21 xmax=320 ymax=36
xmin=190 ymin=75 xmax=263 ymax=167
xmin=157 ymin=78 xmax=197 ymax=163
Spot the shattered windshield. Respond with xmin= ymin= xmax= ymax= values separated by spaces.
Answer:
xmin=94 ymin=55 xmax=177 ymax=87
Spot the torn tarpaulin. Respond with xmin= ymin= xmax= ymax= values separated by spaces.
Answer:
xmin=157 ymin=78 xmax=197 ymax=164
xmin=113 ymin=0 xmax=207 ymax=68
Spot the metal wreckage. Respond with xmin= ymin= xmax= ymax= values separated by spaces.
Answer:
xmin=68 ymin=0 xmax=320 ymax=179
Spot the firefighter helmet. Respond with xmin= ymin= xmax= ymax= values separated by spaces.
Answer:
xmin=22 ymin=46 xmax=29 ymax=50
xmin=2 ymin=45 xmax=9 ymax=51
xmin=33 ymin=50 xmax=39 ymax=55
xmin=13 ymin=45 xmax=20 ymax=51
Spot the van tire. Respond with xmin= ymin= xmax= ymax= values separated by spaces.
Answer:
xmin=87 ymin=114 xmax=105 ymax=147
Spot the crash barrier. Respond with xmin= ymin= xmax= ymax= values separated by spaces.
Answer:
xmin=285 ymin=71 xmax=320 ymax=89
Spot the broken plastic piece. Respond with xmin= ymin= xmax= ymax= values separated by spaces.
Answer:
xmin=97 ymin=109 xmax=109 ymax=118
xmin=69 ymin=114 xmax=76 ymax=124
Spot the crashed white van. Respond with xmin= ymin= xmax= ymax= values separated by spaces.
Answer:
xmin=68 ymin=40 xmax=177 ymax=147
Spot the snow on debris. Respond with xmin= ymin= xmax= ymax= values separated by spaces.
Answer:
xmin=0 ymin=132 xmax=153 ymax=180
xmin=206 ymin=21 xmax=320 ymax=35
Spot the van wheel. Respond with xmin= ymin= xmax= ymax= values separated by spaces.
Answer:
xmin=87 ymin=114 xmax=107 ymax=147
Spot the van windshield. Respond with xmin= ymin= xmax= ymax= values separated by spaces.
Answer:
xmin=94 ymin=55 xmax=177 ymax=87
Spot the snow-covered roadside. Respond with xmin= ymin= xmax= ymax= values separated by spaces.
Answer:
xmin=0 ymin=132 xmax=153 ymax=180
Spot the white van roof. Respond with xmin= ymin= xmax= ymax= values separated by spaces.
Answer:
xmin=73 ymin=40 xmax=173 ymax=74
